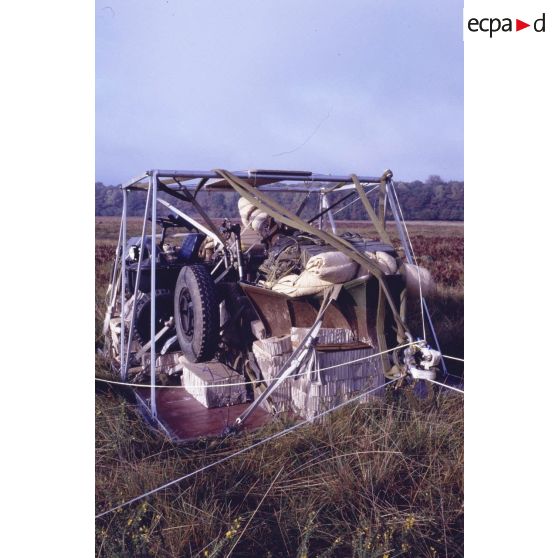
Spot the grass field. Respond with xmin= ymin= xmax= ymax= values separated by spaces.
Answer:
xmin=95 ymin=218 xmax=464 ymax=557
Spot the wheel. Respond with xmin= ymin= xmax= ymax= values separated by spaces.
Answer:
xmin=174 ymin=265 xmax=220 ymax=363
xmin=132 ymin=289 xmax=175 ymax=352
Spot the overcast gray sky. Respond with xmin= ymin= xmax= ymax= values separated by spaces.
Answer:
xmin=96 ymin=0 xmax=463 ymax=185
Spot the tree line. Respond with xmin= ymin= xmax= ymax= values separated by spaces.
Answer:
xmin=95 ymin=176 xmax=463 ymax=221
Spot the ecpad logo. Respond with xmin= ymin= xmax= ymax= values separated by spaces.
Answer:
xmin=468 ymin=13 xmax=546 ymax=37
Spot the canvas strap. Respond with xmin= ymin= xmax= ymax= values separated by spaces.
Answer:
xmin=213 ymin=169 xmax=411 ymax=346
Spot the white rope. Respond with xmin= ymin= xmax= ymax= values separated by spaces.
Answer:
xmin=427 ymin=378 xmax=464 ymax=394
xmin=95 ymin=379 xmax=398 ymax=519
xmin=95 ymin=343 xmax=412 ymax=390
xmin=442 ymin=354 xmax=464 ymax=363
xmin=390 ymin=183 xmax=427 ymax=341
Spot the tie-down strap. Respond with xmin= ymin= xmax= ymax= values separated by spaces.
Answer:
xmin=213 ymin=169 xmax=410 ymax=339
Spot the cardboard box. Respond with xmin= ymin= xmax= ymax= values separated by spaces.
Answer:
xmin=180 ymin=359 xmax=247 ymax=409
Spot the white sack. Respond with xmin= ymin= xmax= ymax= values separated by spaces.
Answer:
xmin=359 ymin=250 xmax=398 ymax=275
xmin=238 ymin=197 xmax=255 ymax=228
xmin=401 ymin=263 xmax=435 ymax=297
xmin=376 ymin=251 xmax=398 ymax=274
xmin=305 ymin=251 xmax=358 ymax=283
xmin=251 ymin=212 xmax=269 ymax=234
xmin=237 ymin=198 xmax=270 ymax=234
xmin=271 ymin=272 xmax=332 ymax=297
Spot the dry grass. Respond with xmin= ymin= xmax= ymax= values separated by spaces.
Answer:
xmin=95 ymin=384 xmax=463 ymax=557
xmin=95 ymin=218 xmax=464 ymax=557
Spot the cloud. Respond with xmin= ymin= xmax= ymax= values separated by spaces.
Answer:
xmin=96 ymin=0 xmax=463 ymax=183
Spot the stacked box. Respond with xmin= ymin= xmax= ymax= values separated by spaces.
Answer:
xmin=290 ymin=346 xmax=384 ymax=420
xmin=251 ymin=333 xmax=385 ymax=420
xmin=254 ymin=335 xmax=292 ymax=356
xmin=252 ymin=337 xmax=293 ymax=410
xmin=180 ymin=359 xmax=247 ymax=408
xmin=308 ymin=348 xmax=382 ymax=384
xmin=291 ymin=327 xmax=355 ymax=348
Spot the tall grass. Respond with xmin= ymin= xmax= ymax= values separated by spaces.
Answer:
xmin=95 ymin=219 xmax=464 ymax=557
xmin=96 ymin=386 xmax=463 ymax=557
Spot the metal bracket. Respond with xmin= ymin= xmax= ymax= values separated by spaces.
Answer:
xmin=161 ymin=334 xmax=178 ymax=355
xmin=403 ymin=340 xmax=441 ymax=381
xmin=135 ymin=317 xmax=175 ymax=360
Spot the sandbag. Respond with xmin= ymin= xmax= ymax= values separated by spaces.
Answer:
xmin=401 ymin=263 xmax=435 ymax=297
xmin=354 ymin=250 xmax=398 ymax=277
xmin=268 ymin=250 xmax=358 ymax=296
xmin=238 ymin=197 xmax=255 ymax=228
xmin=375 ymin=251 xmax=398 ymax=274
xmin=305 ymin=251 xmax=358 ymax=283
xmin=238 ymin=198 xmax=273 ymax=236
xmin=270 ymin=272 xmax=332 ymax=297
xmin=251 ymin=211 xmax=269 ymax=234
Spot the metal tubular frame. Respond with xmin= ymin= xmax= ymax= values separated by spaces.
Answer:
xmin=109 ymin=219 xmax=123 ymax=301
xmin=119 ymin=189 xmax=127 ymax=380
xmin=102 ymin=218 xmax=123 ymax=338
xmin=122 ymin=170 xmax=384 ymax=190
xmin=113 ymin=168 xmax=450 ymax=423
xmin=123 ymin=182 xmax=153 ymax=379
xmin=318 ymin=192 xmax=324 ymax=230
xmin=323 ymin=193 xmax=337 ymax=234
xmin=150 ymin=173 xmax=158 ymax=418
xmin=385 ymin=179 xmax=448 ymax=375
xmin=157 ymin=197 xmax=223 ymax=247
xmin=116 ymin=169 xmax=382 ymax=417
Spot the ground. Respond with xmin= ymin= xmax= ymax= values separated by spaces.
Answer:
xmin=95 ymin=218 xmax=464 ymax=558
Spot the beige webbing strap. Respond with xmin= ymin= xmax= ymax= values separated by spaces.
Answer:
xmin=214 ymin=169 xmax=410 ymax=337
xmin=375 ymin=286 xmax=390 ymax=374
xmin=193 ymin=177 xmax=209 ymax=199
xmin=378 ymin=178 xmax=387 ymax=228
xmin=354 ymin=171 xmax=407 ymax=348
xmin=399 ymin=288 xmax=408 ymax=325
xmin=215 ymin=170 xmax=360 ymax=253
xmin=350 ymin=174 xmax=392 ymax=245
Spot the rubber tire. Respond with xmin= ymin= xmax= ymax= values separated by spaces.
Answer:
xmin=174 ymin=265 xmax=219 ymax=363
xmin=132 ymin=289 xmax=175 ymax=352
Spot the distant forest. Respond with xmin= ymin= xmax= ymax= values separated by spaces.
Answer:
xmin=95 ymin=176 xmax=463 ymax=221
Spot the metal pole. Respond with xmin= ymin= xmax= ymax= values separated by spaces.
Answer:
xmin=423 ymin=299 xmax=448 ymax=376
xmin=156 ymin=197 xmax=223 ymax=247
xmin=120 ymin=189 xmax=127 ymax=380
xmin=386 ymin=180 xmax=448 ymax=376
xmin=323 ymin=194 xmax=337 ymax=234
xmin=385 ymin=181 xmax=413 ymax=263
xmin=123 ymin=182 xmax=152 ymax=377
xmin=102 ymin=218 xmax=123 ymax=337
xmin=318 ymin=190 xmax=325 ymax=230
xmin=123 ymin=170 xmax=384 ymax=189
xmin=150 ymin=173 xmax=158 ymax=418
xmin=109 ymin=219 xmax=123 ymax=298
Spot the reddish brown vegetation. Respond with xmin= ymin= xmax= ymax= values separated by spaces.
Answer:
xmin=410 ymin=236 xmax=463 ymax=287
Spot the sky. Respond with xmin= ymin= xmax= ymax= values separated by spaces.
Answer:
xmin=96 ymin=0 xmax=463 ymax=185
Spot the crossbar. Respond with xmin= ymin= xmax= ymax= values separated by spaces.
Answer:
xmin=122 ymin=169 xmax=386 ymax=189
